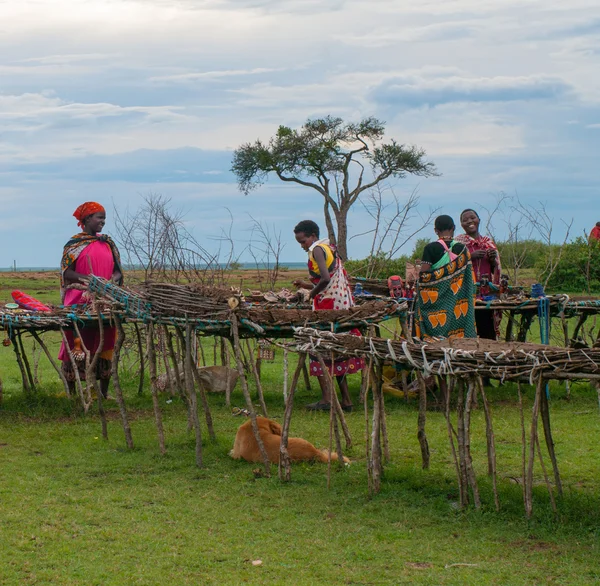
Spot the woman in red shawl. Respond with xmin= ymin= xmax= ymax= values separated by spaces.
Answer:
xmin=58 ymin=202 xmax=123 ymax=398
xmin=456 ymin=209 xmax=501 ymax=340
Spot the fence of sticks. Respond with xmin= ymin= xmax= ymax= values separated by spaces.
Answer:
xmin=0 ymin=276 xmax=406 ymax=481
xmin=3 ymin=275 xmax=600 ymax=517
xmin=291 ymin=328 xmax=600 ymax=516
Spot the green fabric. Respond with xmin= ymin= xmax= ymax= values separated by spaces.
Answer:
xmin=416 ymin=249 xmax=477 ymax=340
xmin=431 ymin=239 xmax=458 ymax=270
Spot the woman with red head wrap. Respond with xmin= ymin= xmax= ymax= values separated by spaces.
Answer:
xmin=58 ymin=202 xmax=124 ymax=398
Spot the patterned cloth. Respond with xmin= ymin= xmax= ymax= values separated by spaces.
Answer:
xmin=60 ymin=233 xmax=122 ymax=300
xmin=455 ymin=233 xmax=502 ymax=338
xmin=416 ymin=248 xmax=477 ymax=340
xmin=306 ymin=240 xmax=365 ymax=376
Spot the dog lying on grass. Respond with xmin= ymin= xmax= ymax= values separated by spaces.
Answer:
xmin=230 ymin=416 xmax=349 ymax=464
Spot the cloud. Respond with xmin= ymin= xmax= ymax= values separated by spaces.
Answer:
xmin=149 ymin=67 xmax=283 ymax=83
xmin=371 ymin=73 xmax=572 ymax=107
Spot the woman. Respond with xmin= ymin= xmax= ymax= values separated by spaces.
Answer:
xmin=292 ymin=220 xmax=364 ymax=412
xmin=416 ymin=215 xmax=477 ymax=340
xmin=58 ymin=202 xmax=123 ymax=398
xmin=455 ymin=209 xmax=501 ymax=340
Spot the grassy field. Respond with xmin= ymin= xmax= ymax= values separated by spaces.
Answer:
xmin=1 ymin=272 xmax=600 ymax=585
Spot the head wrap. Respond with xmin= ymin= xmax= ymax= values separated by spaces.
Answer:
xmin=73 ymin=202 xmax=105 ymax=228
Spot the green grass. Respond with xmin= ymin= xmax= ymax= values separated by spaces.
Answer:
xmin=1 ymin=273 xmax=600 ymax=584
xmin=2 ymin=337 xmax=600 ymax=585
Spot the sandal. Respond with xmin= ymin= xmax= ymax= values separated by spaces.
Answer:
xmin=305 ymin=402 xmax=331 ymax=411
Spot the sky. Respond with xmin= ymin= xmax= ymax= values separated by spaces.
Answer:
xmin=1 ymin=0 xmax=599 ymax=268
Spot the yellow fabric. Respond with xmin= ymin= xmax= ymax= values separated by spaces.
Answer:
xmin=308 ymin=243 xmax=335 ymax=277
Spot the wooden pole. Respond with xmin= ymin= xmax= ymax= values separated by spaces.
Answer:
xmin=134 ymin=323 xmax=145 ymax=396
xmin=230 ymin=315 xmax=271 ymax=477
xmin=525 ymin=377 xmax=543 ymax=518
xmin=245 ymin=339 xmax=268 ymax=417
xmin=146 ymin=323 xmax=166 ymax=455
xmin=539 ymin=383 xmax=563 ymax=497
xmin=183 ymin=323 xmax=203 ymax=468
xmin=30 ymin=331 xmax=70 ymax=396
xmin=417 ymin=373 xmax=430 ymax=470
xmin=111 ymin=315 xmax=134 ymax=449
xmin=279 ymin=352 xmax=307 ymax=481
xmin=464 ymin=378 xmax=481 ymax=509
xmin=477 ymin=376 xmax=499 ymax=511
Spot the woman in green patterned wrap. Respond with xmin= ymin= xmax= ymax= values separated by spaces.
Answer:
xmin=417 ymin=215 xmax=477 ymax=340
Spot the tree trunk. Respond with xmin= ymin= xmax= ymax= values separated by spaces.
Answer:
xmin=323 ymin=199 xmax=337 ymax=249
xmin=333 ymin=206 xmax=349 ymax=261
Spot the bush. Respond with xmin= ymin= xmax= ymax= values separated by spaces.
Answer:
xmin=541 ymin=237 xmax=600 ymax=293
xmin=345 ymin=253 xmax=411 ymax=279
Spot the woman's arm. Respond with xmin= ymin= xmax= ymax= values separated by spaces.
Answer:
xmin=309 ymin=246 xmax=331 ymax=299
xmin=63 ymin=263 xmax=89 ymax=286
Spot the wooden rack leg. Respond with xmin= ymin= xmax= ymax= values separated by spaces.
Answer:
xmin=517 ymin=383 xmax=528 ymax=514
xmin=444 ymin=377 xmax=462 ymax=501
xmin=230 ymin=316 xmax=271 ymax=477
xmin=364 ymin=357 xmax=373 ymax=496
xmin=11 ymin=332 xmax=31 ymax=393
xmin=191 ymin=359 xmax=217 ymax=443
xmin=417 ymin=373 xmax=430 ymax=470
xmin=370 ymin=360 xmax=383 ymax=494
xmin=17 ymin=332 xmax=36 ymax=392
xmin=134 ymin=323 xmax=145 ymax=396
xmin=464 ymin=378 xmax=481 ymax=509
xmin=245 ymin=339 xmax=268 ymax=417
xmin=539 ymin=384 xmax=562 ymax=497
xmin=111 ymin=316 xmax=134 ymax=449
xmin=279 ymin=352 xmax=307 ymax=481
xmin=525 ymin=377 xmax=543 ymax=518
xmin=183 ymin=323 xmax=203 ymax=468
xmin=60 ymin=328 xmax=88 ymax=411
xmin=301 ymin=355 xmax=312 ymax=392
xmin=146 ymin=323 xmax=166 ymax=455
xmin=456 ymin=379 xmax=469 ymax=508
xmin=477 ymin=377 xmax=499 ymax=511
xmin=31 ymin=331 xmax=70 ymax=397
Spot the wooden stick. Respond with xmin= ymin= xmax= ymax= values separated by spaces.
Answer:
xmin=245 ymin=339 xmax=268 ymax=417
xmin=444 ymin=376 xmax=462 ymax=501
xmin=535 ymin=435 xmax=557 ymax=513
xmin=456 ymin=378 xmax=469 ymax=508
xmin=301 ymin=354 xmax=312 ymax=391
xmin=464 ymin=378 xmax=481 ymax=509
xmin=190 ymin=357 xmax=217 ymax=443
xmin=364 ymin=357 xmax=373 ymax=497
xmin=111 ymin=314 xmax=134 ymax=449
xmin=134 ymin=323 xmax=145 ymax=396
xmin=30 ymin=331 xmax=71 ymax=396
xmin=183 ymin=323 xmax=203 ymax=468
xmin=11 ymin=331 xmax=31 ymax=393
xmin=539 ymin=383 xmax=563 ymax=497
xmin=525 ymin=377 xmax=543 ymax=518
xmin=370 ymin=359 xmax=383 ymax=494
xmin=417 ymin=373 xmax=430 ymax=470
xmin=60 ymin=328 xmax=88 ymax=411
xmin=17 ymin=332 xmax=36 ymax=392
xmin=279 ymin=352 xmax=306 ymax=481
xmin=517 ymin=383 xmax=528 ymax=514
xmin=283 ymin=348 xmax=289 ymax=403
xmin=230 ymin=315 xmax=271 ymax=477
xmin=146 ymin=323 xmax=166 ymax=455
xmin=477 ymin=377 xmax=499 ymax=511
xmin=379 ymin=381 xmax=390 ymax=464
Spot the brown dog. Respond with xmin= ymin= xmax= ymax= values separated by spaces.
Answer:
xmin=230 ymin=416 xmax=349 ymax=464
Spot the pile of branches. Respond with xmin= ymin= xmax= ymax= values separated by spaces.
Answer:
xmin=136 ymin=281 xmax=244 ymax=318
xmin=293 ymin=328 xmax=600 ymax=382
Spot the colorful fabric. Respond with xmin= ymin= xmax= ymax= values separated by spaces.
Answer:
xmin=73 ymin=202 xmax=105 ymax=227
xmin=416 ymin=248 xmax=477 ymax=340
xmin=590 ymin=226 xmax=600 ymax=242
xmin=308 ymin=239 xmax=336 ymax=281
xmin=60 ymin=233 xmax=122 ymax=298
xmin=307 ymin=244 xmax=365 ymax=376
xmin=455 ymin=233 xmax=502 ymax=339
xmin=455 ymin=233 xmax=502 ymax=286
xmin=431 ymin=239 xmax=459 ymax=270
xmin=59 ymin=238 xmax=121 ymax=367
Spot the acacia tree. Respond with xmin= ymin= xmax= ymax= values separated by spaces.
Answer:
xmin=231 ymin=116 xmax=438 ymax=260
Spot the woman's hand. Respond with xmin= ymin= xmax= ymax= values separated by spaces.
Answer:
xmin=486 ymin=249 xmax=498 ymax=260
xmin=111 ymin=270 xmax=123 ymax=285
xmin=470 ymin=249 xmax=487 ymax=260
